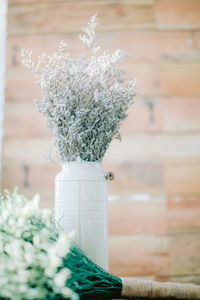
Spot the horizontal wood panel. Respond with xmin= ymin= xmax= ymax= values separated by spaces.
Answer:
xmin=170 ymin=233 xmax=200 ymax=276
xmin=6 ymin=61 xmax=200 ymax=103
xmin=8 ymin=0 xmax=200 ymax=36
xmin=2 ymin=154 xmax=200 ymax=195
xmin=2 ymin=163 xmax=59 ymax=191
xmin=3 ymin=161 xmax=200 ymax=235
xmin=109 ymin=235 xmax=169 ymax=276
xmin=105 ymin=160 xmax=200 ymax=195
xmin=109 ymin=194 xmax=167 ymax=236
xmin=3 ymin=134 xmax=200 ymax=164
xmin=8 ymin=2 xmax=155 ymax=35
xmin=109 ymin=233 xmax=200 ymax=277
xmin=5 ymin=64 xmax=159 ymax=102
xmin=160 ymin=62 xmax=200 ymax=97
xmin=164 ymin=158 xmax=200 ymax=194
xmin=155 ymin=0 xmax=200 ymax=30
xmin=168 ymin=194 xmax=200 ymax=234
xmin=3 ymin=103 xmax=50 ymax=137
xmin=104 ymin=135 xmax=200 ymax=162
xmin=5 ymin=70 xmax=41 ymax=103
xmin=4 ymin=98 xmax=200 ymax=138
xmin=9 ymin=0 xmax=155 ymax=4
xmin=3 ymin=162 xmax=200 ymax=235
xmin=109 ymin=193 xmax=200 ymax=236
xmin=6 ymin=31 xmax=200 ymax=69
xmin=2 ymin=158 xmax=164 ymax=194
xmin=121 ymin=97 xmax=200 ymax=134
xmin=162 ymin=98 xmax=200 ymax=133
xmin=2 ymin=138 xmax=52 ymax=166
xmin=4 ymin=0 xmax=200 ymax=281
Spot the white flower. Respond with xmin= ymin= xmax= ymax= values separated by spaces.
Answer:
xmin=62 ymin=287 xmax=78 ymax=300
xmin=79 ymin=13 xmax=100 ymax=53
xmin=0 ymin=188 xmax=75 ymax=299
xmin=54 ymin=268 xmax=70 ymax=287
xmin=22 ymin=14 xmax=136 ymax=163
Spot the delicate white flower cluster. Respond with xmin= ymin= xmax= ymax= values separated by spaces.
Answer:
xmin=22 ymin=14 xmax=136 ymax=162
xmin=0 ymin=188 xmax=77 ymax=300
xmin=79 ymin=13 xmax=100 ymax=53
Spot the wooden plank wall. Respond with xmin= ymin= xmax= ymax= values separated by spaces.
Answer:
xmin=2 ymin=0 xmax=200 ymax=282
xmin=0 ymin=0 xmax=8 ymax=182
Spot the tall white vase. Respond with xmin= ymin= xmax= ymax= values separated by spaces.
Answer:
xmin=55 ymin=162 xmax=108 ymax=270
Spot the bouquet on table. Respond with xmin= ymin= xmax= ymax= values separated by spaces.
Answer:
xmin=0 ymin=189 xmax=199 ymax=300
xmin=0 ymin=189 xmax=76 ymax=300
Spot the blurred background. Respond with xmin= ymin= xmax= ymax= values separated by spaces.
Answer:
xmin=1 ymin=0 xmax=200 ymax=283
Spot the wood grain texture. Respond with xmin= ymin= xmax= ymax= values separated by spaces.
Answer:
xmin=4 ymin=98 xmax=200 ymax=138
xmin=168 ymin=194 xmax=200 ymax=234
xmin=3 ymin=134 xmax=200 ymax=164
xmin=6 ymin=31 xmax=200 ymax=69
xmin=8 ymin=2 xmax=155 ymax=35
xmin=108 ymin=194 xmax=167 ymax=236
xmin=8 ymin=0 xmax=200 ymax=35
xmin=109 ymin=232 xmax=200 ymax=277
xmin=5 ymin=64 xmax=160 ymax=102
xmin=164 ymin=158 xmax=200 ymax=194
xmin=160 ymin=62 xmax=200 ymax=97
xmin=109 ymin=193 xmax=200 ymax=237
xmin=3 ymin=0 xmax=200 ymax=280
xmin=170 ymin=233 xmax=200 ymax=276
xmin=155 ymin=0 xmax=200 ymax=30
xmin=109 ymin=235 xmax=169 ymax=277
xmin=6 ymin=61 xmax=200 ymax=102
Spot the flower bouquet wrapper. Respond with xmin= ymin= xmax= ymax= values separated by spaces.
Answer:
xmin=65 ymin=243 xmax=200 ymax=300
xmin=0 ymin=189 xmax=199 ymax=300
xmin=121 ymin=277 xmax=200 ymax=299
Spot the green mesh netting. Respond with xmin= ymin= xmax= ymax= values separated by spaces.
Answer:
xmin=63 ymin=244 xmax=122 ymax=300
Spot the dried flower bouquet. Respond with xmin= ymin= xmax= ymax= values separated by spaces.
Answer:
xmin=22 ymin=14 xmax=136 ymax=162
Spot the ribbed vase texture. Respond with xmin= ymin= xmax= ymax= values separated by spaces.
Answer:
xmin=55 ymin=162 xmax=108 ymax=270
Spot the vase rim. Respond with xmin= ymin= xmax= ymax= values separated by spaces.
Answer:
xmin=62 ymin=161 xmax=101 ymax=164
xmin=61 ymin=161 xmax=101 ymax=168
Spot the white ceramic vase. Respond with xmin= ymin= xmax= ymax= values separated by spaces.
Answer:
xmin=55 ymin=162 xmax=108 ymax=270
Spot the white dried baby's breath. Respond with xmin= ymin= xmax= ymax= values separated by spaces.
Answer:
xmin=0 ymin=188 xmax=75 ymax=300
